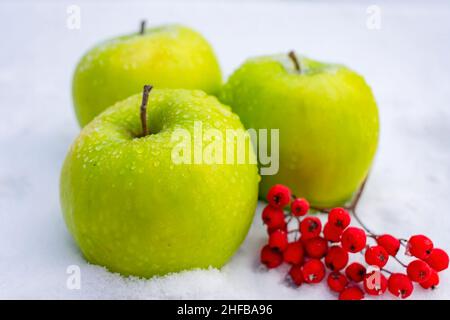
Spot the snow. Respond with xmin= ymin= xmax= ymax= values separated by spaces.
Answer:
xmin=1 ymin=0 xmax=450 ymax=299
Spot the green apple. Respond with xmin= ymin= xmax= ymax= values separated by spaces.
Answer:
xmin=220 ymin=52 xmax=379 ymax=208
xmin=73 ymin=24 xmax=222 ymax=127
xmin=60 ymin=88 xmax=259 ymax=277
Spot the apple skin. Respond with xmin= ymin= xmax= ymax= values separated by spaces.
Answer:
xmin=220 ymin=54 xmax=379 ymax=208
xmin=73 ymin=25 xmax=222 ymax=127
xmin=60 ymin=89 xmax=259 ymax=277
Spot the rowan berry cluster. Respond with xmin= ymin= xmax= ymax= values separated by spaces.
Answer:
xmin=260 ymin=184 xmax=449 ymax=300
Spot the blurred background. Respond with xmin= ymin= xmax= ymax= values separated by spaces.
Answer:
xmin=0 ymin=0 xmax=449 ymax=299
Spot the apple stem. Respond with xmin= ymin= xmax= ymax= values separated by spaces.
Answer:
xmin=288 ymin=50 xmax=301 ymax=73
xmin=140 ymin=20 xmax=146 ymax=35
xmin=140 ymin=85 xmax=153 ymax=137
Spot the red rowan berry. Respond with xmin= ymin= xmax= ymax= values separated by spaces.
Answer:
xmin=302 ymin=259 xmax=325 ymax=284
xmin=365 ymin=245 xmax=389 ymax=268
xmin=424 ymin=248 xmax=449 ymax=272
xmin=406 ymin=235 xmax=433 ymax=259
xmin=325 ymin=246 xmax=349 ymax=271
xmin=267 ymin=223 xmax=287 ymax=235
xmin=262 ymin=206 xmax=286 ymax=230
xmin=323 ymin=222 xmax=343 ymax=242
xmin=339 ymin=286 xmax=364 ymax=300
xmin=268 ymin=229 xmax=288 ymax=251
xmin=327 ymin=272 xmax=348 ymax=293
xmin=406 ymin=259 xmax=432 ymax=283
xmin=376 ymin=234 xmax=400 ymax=256
xmin=260 ymin=245 xmax=283 ymax=269
xmin=288 ymin=264 xmax=304 ymax=286
xmin=419 ymin=270 xmax=439 ymax=290
xmin=267 ymin=184 xmax=291 ymax=209
xmin=299 ymin=217 xmax=322 ymax=240
xmin=283 ymin=241 xmax=304 ymax=265
xmin=304 ymin=237 xmax=328 ymax=259
xmin=290 ymin=198 xmax=309 ymax=217
xmin=345 ymin=262 xmax=367 ymax=283
xmin=363 ymin=270 xmax=388 ymax=295
xmin=328 ymin=207 xmax=351 ymax=229
xmin=388 ymin=273 xmax=414 ymax=299
xmin=341 ymin=227 xmax=366 ymax=253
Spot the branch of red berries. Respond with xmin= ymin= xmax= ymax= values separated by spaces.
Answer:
xmin=260 ymin=179 xmax=449 ymax=300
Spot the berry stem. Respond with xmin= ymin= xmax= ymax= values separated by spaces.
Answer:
xmin=347 ymin=176 xmax=368 ymax=212
xmin=345 ymin=176 xmax=378 ymax=236
xmin=294 ymin=217 xmax=301 ymax=241
xmin=290 ymin=174 xmax=412 ymax=262
xmin=288 ymin=51 xmax=301 ymax=73
xmin=294 ymin=176 xmax=377 ymax=236
xmin=140 ymin=85 xmax=153 ymax=137
xmin=286 ymin=216 xmax=293 ymax=226
xmin=345 ymin=177 xmax=411 ymax=272
xmin=393 ymin=255 xmax=408 ymax=268
xmin=367 ymin=230 xmax=408 ymax=269
xmin=399 ymin=238 xmax=408 ymax=248
xmin=140 ymin=20 xmax=146 ymax=35
xmin=381 ymin=268 xmax=393 ymax=275
xmin=350 ymin=208 xmax=376 ymax=237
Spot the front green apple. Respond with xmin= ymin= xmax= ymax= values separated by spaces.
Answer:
xmin=220 ymin=53 xmax=379 ymax=208
xmin=73 ymin=24 xmax=222 ymax=127
xmin=60 ymin=89 xmax=259 ymax=277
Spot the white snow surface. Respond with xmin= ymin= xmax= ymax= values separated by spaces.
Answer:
xmin=0 ymin=0 xmax=449 ymax=299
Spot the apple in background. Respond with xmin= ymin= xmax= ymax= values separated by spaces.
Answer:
xmin=60 ymin=88 xmax=259 ymax=277
xmin=72 ymin=23 xmax=222 ymax=126
xmin=220 ymin=52 xmax=379 ymax=208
